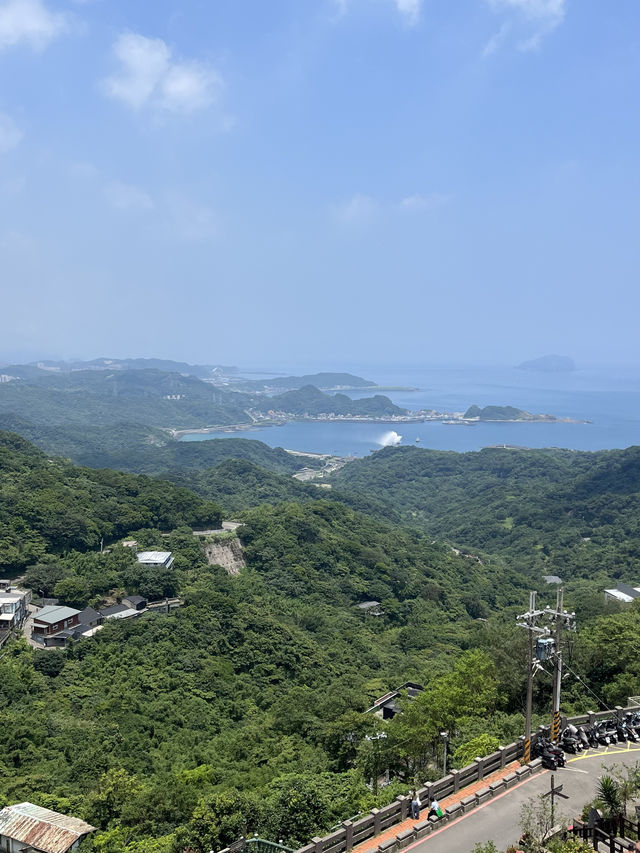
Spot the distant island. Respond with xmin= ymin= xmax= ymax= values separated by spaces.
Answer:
xmin=463 ymin=404 xmax=584 ymax=423
xmin=517 ymin=354 xmax=576 ymax=372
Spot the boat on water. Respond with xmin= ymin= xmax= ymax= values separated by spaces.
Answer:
xmin=415 ymin=437 xmax=421 ymax=442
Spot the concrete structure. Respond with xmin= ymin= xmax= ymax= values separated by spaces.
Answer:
xmin=0 ymin=802 xmax=95 ymax=853
xmin=0 ymin=589 xmax=30 ymax=629
xmin=100 ymin=604 xmax=140 ymax=621
xmin=31 ymin=606 xmax=80 ymax=638
xmin=604 ymin=583 xmax=640 ymax=604
xmin=136 ymin=551 xmax=174 ymax=569
xmin=122 ymin=595 xmax=147 ymax=611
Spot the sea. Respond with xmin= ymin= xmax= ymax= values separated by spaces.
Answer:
xmin=180 ymin=364 xmax=640 ymax=457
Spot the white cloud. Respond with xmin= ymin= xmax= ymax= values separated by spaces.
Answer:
xmin=485 ymin=0 xmax=566 ymax=51
xmin=393 ymin=0 xmax=421 ymax=26
xmin=104 ymin=180 xmax=155 ymax=211
xmin=334 ymin=193 xmax=380 ymax=225
xmin=0 ymin=112 xmax=22 ymax=151
xmin=335 ymin=191 xmax=448 ymax=224
xmin=482 ymin=21 xmax=511 ymax=57
xmin=0 ymin=0 xmax=69 ymax=51
xmin=398 ymin=192 xmax=450 ymax=212
xmin=332 ymin=0 xmax=422 ymax=26
xmin=103 ymin=32 xmax=223 ymax=114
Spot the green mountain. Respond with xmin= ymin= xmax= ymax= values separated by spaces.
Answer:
xmin=235 ymin=372 xmax=376 ymax=392
xmin=332 ymin=444 xmax=640 ymax=585
xmin=0 ymin=429 xmax=222 ymax=574
xmin=268 ymin=385 xmax=406 ymax=417
xmin=464 ymin=404 xmax=533 ymax=420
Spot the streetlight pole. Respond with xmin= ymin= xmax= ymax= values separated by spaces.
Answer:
xmin=440 ymin=730 xmax=449 ymax=776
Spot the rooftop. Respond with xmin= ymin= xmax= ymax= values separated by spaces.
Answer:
xmin=33 ymin=605 xmax=80 ymax=625
xmin=136 ymin=551 xmax=172 ymax=564
xmin=0 ymin=802 xmax=96 ymax=853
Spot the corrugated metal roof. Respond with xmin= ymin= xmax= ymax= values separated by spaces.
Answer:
xmin=136 ymin=551 xmax=172 ymax=563
xmin=33 ymin=605 xmax=80 ymax=624
xmin=0 ymin=803 xmax=96 ymax=853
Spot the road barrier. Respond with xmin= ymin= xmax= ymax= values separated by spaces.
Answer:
xmin=293 ymin=705 xmax=638 ymax=853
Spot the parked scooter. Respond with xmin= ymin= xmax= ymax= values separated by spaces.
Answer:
xmin=561 ymin=726 xmax=583 ymax=753
xmin=576 ymin=725 xmax=591 ymax=749
xmin=533 ymin=737 xmax=566 ymax=767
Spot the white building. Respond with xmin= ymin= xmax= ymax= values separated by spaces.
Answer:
xmin=0 ymin=589 xmax=30 ymax=630
xmin=136 ymin=551 xmax=174 ymax=569
xmin=604 ymin=583 xmax=640 ymax=604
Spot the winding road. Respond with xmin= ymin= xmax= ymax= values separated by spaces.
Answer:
xmin=409 ymin=743 xmax=640 ymax=853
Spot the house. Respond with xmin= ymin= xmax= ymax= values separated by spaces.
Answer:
xmin=604 ymin=583 xmax=640 ymax=605
xmin=100 ymin=604 xmax=140 ymax=621
xmin=0 ymin=589 xmax=30 ymax=629
xmin=0 ymin=802 xmax=95 ymax=853
xmin=78 ymin=606 xmax=103 ymax=629
xmin=121 ymin=595 xmax=147 ymax=611
xmin=367 ymin=682 xmax=424 ymax=720
xmin=136 ymin=551 xmax=174 ymax=569
xmin=31 ymin=606 xmax=80 ymax=638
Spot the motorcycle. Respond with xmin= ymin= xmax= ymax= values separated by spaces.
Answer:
xmin=533 ymin=737 xmax=566 ymax=767
xmin=561 ymin=726 xmax=582 ymax=753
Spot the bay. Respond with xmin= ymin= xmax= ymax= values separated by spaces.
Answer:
xmin=180 ymin=364 xmax=640 ymax=456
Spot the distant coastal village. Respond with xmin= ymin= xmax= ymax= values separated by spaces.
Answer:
xmin=0 ymin=356 xmax=588 ymax=446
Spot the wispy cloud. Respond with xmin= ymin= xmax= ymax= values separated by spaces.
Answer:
xmin=398 ymin=193 xmax=450 ymax=213
xmin=335 ymin=191 xmax=449 ymax=224
xmin=484 ymin=0 xmax=566 ymax=52
xmin=104 ymin=180 xmax=155 ymax=212
xmin=334 ymin=193 xmax=380 ymax=225
xmin=0 ymin=112 xmax=22 ymax=151
xmin=332 ymin=0 xmax=422 ymax=27
xmin=102 ymin=32 xmax=223 ymax=114
xmin=0 ymin=0 xmax=69 ymax=51
xmin=393 ymin=0 xmax=422 ymax=27
xmin=102 ymin=176 xmax=217 ymax=242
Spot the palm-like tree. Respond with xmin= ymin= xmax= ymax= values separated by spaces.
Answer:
xmin=596 ymin=775 xmax=624 ymax=820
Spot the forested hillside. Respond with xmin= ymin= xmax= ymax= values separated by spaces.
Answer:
xmin=333 ymin=445 xmax=640 ymax=586
xmin=2 ymin=432 xmax=639 ymax=853
xmin=0 ymin=431 xmax=222 ymax=575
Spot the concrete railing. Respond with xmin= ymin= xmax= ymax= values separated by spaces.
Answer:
xmin=293 ymin=705 xmax=638 ymax=853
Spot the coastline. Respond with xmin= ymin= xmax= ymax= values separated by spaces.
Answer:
xmin=169 ymin=412 xmax=588 ymax=440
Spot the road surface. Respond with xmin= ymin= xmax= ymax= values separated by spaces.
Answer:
xmin=409 ymin=743 xmax=640 ymax=853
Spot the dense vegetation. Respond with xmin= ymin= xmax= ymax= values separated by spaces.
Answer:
xmin=2 ymin=427 xmax=640 ymax=853
xmin=332 ymin=445 xmax=640 ymax=587
xmin=265 ymin=385 xmax=406 ymax=417
xmin=0 ymin=431 xmax=221 ymax=575
xmin=234 ymin=372 xmax=376 ymax=392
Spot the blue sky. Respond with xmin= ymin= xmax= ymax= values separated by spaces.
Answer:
xmin=0 ymin=0 xmax=638 ymax=369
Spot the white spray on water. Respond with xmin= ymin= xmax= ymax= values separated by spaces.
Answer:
xmin=379 ymin=430 xmax=402 ymax=447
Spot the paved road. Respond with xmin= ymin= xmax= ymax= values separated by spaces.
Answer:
xmin=410 ymin=743 xmax=640 ymax=853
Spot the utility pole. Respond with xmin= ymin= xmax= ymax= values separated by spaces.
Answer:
xmin=517 ymin=591 xmax=547 ymax=764
xmin=516 ymin=589 xmax=577 ymax=762
xmin=549 ymin=587 xmax=576 ymax=742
